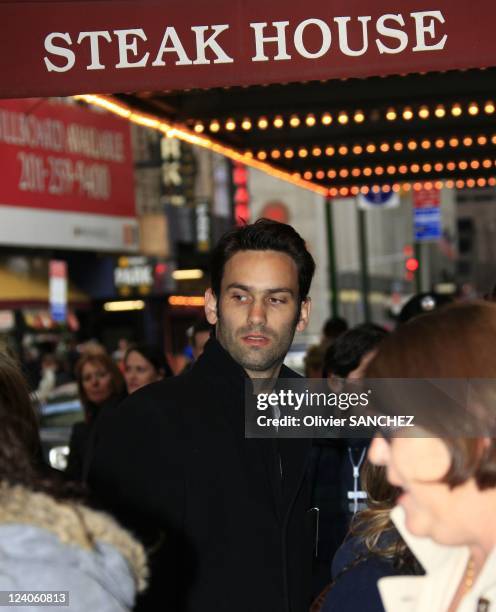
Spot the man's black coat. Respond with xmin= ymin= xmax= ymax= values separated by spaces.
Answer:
xmin=89 ymin=339 xmax=314 ymax=612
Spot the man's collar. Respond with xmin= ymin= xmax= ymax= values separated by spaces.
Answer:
xmin=194 ymin=337 xmax=247 ymax=381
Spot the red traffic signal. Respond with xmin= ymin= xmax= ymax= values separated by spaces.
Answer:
xmin=405 ymin=257 xmax=419 ymax=272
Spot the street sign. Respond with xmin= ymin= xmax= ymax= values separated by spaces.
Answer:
xmin=413 ymin=188 xmax=442 ymax=242
xmin=358 ymin=190 xmax=399 ymax=210
xmin=414 ymin=207 xmax=442 ymax=241
xmin=49 ymin=260 xmax=67 ymax=322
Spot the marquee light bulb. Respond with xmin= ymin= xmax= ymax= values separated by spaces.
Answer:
xmin=451 ymin=103 xmax=462 ymax=117
xmin=386 ymin=108 xmax=397 ymax=121
xmin=484 ymin=101 xmax=495 ymax=114
xmin=434 ymin=105 xmax=446 ymax=118
xmin=354 ymin=110 xmax=365 ymax=123
xmin=418 ymin=105 xmax=430 ymax=119
xmin=468 ymin=102 xmax=479 ymax=116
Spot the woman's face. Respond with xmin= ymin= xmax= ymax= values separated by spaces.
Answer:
xmin=368 ymin=434 xmax=476 ymax=546
xmin=81 ymin=361 xmax=113 ymax=405
xmin=124 ymin=350 xmax=162 ymax=394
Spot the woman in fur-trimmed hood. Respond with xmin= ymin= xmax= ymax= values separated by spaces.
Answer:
xmin=0 ymin=351 xmax=147 ymax=612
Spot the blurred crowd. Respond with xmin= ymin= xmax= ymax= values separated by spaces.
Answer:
xmin=1 ymin=249 xmax=496 ymax=612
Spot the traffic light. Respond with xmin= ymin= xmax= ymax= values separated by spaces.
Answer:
xmin=405 ymin=257 xmax=419 ymax=272
xmin=403 ymin=245 xmax=419 ymax=281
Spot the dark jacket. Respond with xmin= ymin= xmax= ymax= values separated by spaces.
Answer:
xmin=66 ymin=393 xmax=126 ymax=483
xmin=322 ymin=531 xmax=423 ymax=612
xmin=88 ymin=339 xmax=314 ymax=612
xmin=309 ymin=439 xmax=369 ymax=596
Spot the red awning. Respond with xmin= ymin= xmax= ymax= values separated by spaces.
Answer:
xmin=1 ymin=0 xmax=496 ymax=99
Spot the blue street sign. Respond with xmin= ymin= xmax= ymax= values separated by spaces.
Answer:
xmin=414 ymin=207 xmax=441 ymax=242
xmin=358 ymin=190 xmax=400 ymax=210
xmin=50 ymin=303 xmax=67 ymax=323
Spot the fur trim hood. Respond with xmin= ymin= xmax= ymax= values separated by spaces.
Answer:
xmin=0 ymin=483 xmax=147 ymax=592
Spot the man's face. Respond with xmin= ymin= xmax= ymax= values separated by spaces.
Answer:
xmin=205 ymin=250 xmax=310 ymax=378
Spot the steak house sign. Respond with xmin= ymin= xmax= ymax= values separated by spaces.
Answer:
xmin=1 ymin=0 xmax=495 ymax=98
xmin=45 ymin=12 xmax=447 ymax=71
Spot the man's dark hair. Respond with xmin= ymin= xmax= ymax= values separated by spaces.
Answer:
xmin=323 ymin=323 xmax=388 ymax=378
xmin=210 ymin=218 xmax=315 ymax=302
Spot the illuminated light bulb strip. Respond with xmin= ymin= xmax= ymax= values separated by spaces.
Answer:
xmin=185 ymin=99 xmax=496 ymax=134
xmin=309 ymin=158 xmax=496 ymax=182
xmin=72 ymin=94 xmax=328 ymax=197
xmin=389 ymin=101 xmax=495 ymax=122
xmin=187 ymin=109 xmax=368 ymax=133
xmin=249 ymin=130 xmax=495 ymax=163
xmin=325 ymin=177 xmax=496 ymax=198
xmin=73 ymin=94 xmax=132 ymax=119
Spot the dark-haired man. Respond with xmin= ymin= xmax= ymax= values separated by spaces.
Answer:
xmin=89 ymin=219 xmax=316 ymax=612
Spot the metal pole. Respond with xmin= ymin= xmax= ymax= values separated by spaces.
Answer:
xmin=357 ymin=206 xmax=371 ymax=322
xmin=414 ymin=242 xmax=422 ymax=293
xmin=325 ymin=197 xmax=338 ymax=317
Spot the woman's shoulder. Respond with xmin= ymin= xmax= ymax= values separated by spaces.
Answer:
xmin=331 ymin=536 xmax=367 ymax=577
xmin=332 ymin=531 xmax=399 ymax=578
xmin=323 ymin=535 xmax=401 ymax=612
xmin=0 ymin=483 xmax=147 ymax=609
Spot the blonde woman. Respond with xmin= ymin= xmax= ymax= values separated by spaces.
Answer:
xmin=317 ymin=462 xmax=422 ymax=612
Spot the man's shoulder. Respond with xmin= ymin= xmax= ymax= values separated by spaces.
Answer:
xmin=120 ymin=370 xmax=207 ymax=415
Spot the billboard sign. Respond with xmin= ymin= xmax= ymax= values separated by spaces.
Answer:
xmin=0 ymin=98 xmax=138 ymax=251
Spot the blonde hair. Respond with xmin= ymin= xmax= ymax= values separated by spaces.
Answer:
xmin=350 ymin=462 xmax=407 ymax=560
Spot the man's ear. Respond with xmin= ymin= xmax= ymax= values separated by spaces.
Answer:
xmin=296 ymin=298 xmax=311 ymax=332
xmin=204 ymin=288 xmax=218 ymax=325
